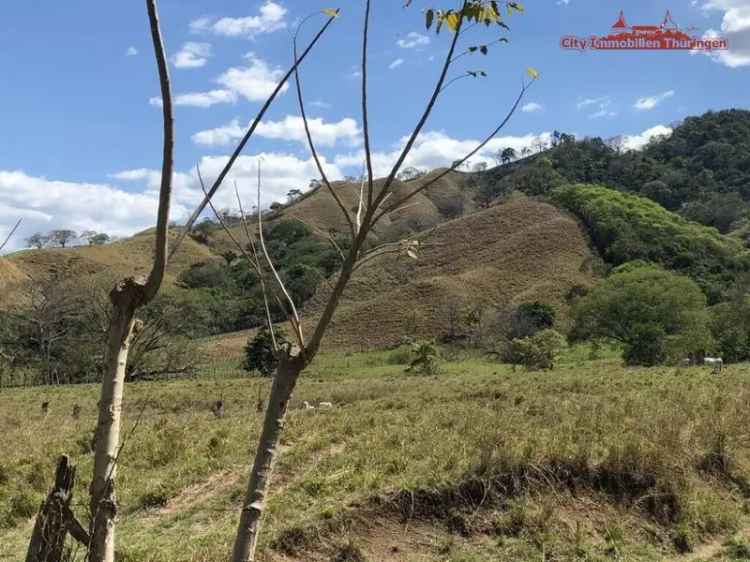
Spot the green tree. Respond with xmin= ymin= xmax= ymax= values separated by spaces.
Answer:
xmin=573 ymin=265 xmax=713 ymax=365
xmin=244 ymin=326 xmax=289 ymax=376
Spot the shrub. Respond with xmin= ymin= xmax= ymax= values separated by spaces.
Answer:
xmin=573 ymin=264 xmax=713 ymax=365
xmin=502 ymin=329 xmax=566 ymax=370
xmin=406 ymin=342 xmax=440 ymax=375
xmin=509 ymin=302 xmax=556 ymax=339
xmin=244 ymin=326 xmax=289 ymax=376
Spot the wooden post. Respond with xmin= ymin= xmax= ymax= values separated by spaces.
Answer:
xmin=26 ymin=456 xmax=89 ymax=562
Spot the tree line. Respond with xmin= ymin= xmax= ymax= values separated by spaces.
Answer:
xmin=25 ymin=229 xmax=111 ymax=249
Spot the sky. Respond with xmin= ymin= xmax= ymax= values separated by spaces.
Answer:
xmin=0 ymin=0 xmax=748 ymax=252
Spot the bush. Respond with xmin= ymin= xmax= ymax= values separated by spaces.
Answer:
xmin=406 ymin=342 xmax=440 ymax=375
xmin=502 ymin=329 xmax=566 ymax=370
xmin=244 ymin=326 xmax=289 ymax=376
xmin=573 ymin=264 xmax=713 ymax=366
xmin=509 ymin=302 xmax=556 ymax=339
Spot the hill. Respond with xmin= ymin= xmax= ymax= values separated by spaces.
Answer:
xmin=481 ymin=109 xmax=750 ymax=235
xmin=0 ymin=231 xmax=216 ymax=307
xmin=305 ymin=194 xmax=597 ymax=350
xmin=208 ymin=169 xmax=475 ymax=254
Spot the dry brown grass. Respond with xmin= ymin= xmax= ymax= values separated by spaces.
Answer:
xmin=304 ymin=194 xmax=598 ymax=350
xmin=0 ymin=231 xmax=215 ymax=306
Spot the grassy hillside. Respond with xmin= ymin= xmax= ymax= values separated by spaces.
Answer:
xmin=301 ymin=194 xmax=597 ymax=350
xmin=553 ymin=184 xmax=750 ymax=303
xmin=0 ymin=231 xmax=217 ymax=307
xmin=3 ymin=348 xmax=750 ymax=561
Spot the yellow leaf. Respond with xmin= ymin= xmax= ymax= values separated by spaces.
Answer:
xmin=526 ymin=67 xmax=539 ymax=80
xmin=322 ymin=8 xmax=340 ymax=18
xmin=445 ymin=12 xmax=460 ymax=32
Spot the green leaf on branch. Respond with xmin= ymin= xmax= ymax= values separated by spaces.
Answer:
xmin=425 ymin=9 xmax=434 ymax=30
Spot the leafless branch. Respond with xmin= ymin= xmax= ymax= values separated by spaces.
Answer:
xmin=293 ymin=30 xmax=354 ymax=236
xmin=256 ymin=162 xmax=305 ymax=350
xmin=373 ymin=78 xmax=533 ymax=225
xmin=361 ymin=0 xmax=375 ymax=208
xmin=142 ymin=0 xmax=174 ymax=303
xmin=0 ymin=218 xmax=22 ymax=253
xmin=171 ymin=13 xmax=339 ymax=259
xmin=367 ymin=1 xmax=469 ymax=218
xmin=196 ymin=168 xmax=278 ymax=351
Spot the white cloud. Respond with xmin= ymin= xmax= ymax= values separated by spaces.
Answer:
xmin=334 ymin=130 xmax=553 ymax=176
xmin=389 ymin=58 xmax=405 ymax=70
xmin=576 ymin=96 xmax=610 ymax=110
xmin=126 ymin=46 xmax=138 ymax=56
xmin=191 ymin=1 xmax=287 ymax=39
xmin=634 ymin=90 xmax=675 ymax=111
xmin=192 ymin=116 xmax=362 ymax=148
xmin=590 ymin=109 xmax=617 ymax=119
xmin=619 ymin=124 xmax=674 ymax=151
xmin=310 ymin=100 xmax=331 ymax=109
xmin=0 ymin=151 xmax=344 ymax=251
xmin=0 ymin=170 xmax=183 ymax=253
xmin=397 ymin=32 xmax=430 ymax=49
xmin=577 ymin=96 xmax=617 ymax=119
xmin=150 ymin=89 xmax=238 ymax=108
xmin=114 ymin=153 xmax=343 ymax=213
xmin=693 ymin=0 xmax=750 ymax=68
xmin=172 ymin=42 xmax=212 ymax=69
xmin=216 ymin=53 xmax=287 ymax=101
xmin=150 ymin=53 xmax=284 ymax=108
xmin=521 ymin=102 xmax=543 ymax=113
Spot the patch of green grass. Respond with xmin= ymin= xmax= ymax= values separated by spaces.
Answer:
xmin=2 ymin=347 xmax=750 ymax=561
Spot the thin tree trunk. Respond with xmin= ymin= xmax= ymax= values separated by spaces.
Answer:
xmin=231 ymin=353 xmax=304 ymax=562
xmin=88 ymin=281 xmax=139 ymax=562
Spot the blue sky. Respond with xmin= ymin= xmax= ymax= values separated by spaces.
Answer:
xmin=1 ymin=0 xmax=748 ymax=251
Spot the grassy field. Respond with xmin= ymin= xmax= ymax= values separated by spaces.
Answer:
xmin=3 ymin=346 xmax=750 ymax=561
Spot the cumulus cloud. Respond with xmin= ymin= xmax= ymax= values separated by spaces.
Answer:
xmin=389 ymin=58 xmax=405 ymax=70
xmin=216 ymin=53 xmax=287 ymax=101
xmin=694 ymin=0 xmax=750 ymax=69
xmin=192 ymin=116 xmax=361 ymax=148
xmin=334 ymin=130 xmax=553 ymax=176
xmin=634 ymin=90 xmax=675 ymax=110
xmin=114 ymin=153 xmax=342 ymax=213
xmin=150 ymin=53 xmax=285 ymax=108
xmin=0 ymin=170 xmax=182 ymax=253
xmin=618 ymin=124 xmax=674 ymax=151
xmin=190 ymin=1 xmax=287 ymax=38
xmin=126 ymin=46 xmax=138 ymax=56
xmin=172 ymin=42 xmax=212 ymax=69
xmin=397 ymin=32 xmax=430 ymax=49
xmin=521 ymin=102 xmax=543 ymax=113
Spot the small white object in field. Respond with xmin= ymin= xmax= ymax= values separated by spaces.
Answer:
xmin=704 ymin=357 xmax=723 ymax=374
xmin=303 ymin=400 xmax=315 ymax=410
xmin=318 ymin=402 xmax=333 ymax=408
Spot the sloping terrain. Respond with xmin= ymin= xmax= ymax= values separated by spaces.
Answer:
xmin=210 ymin=169 xmax=476 ymax=253
xmin=0 ymin=231 xmax=216 ymax=307
xmin=305 ymin=194 xmax=597 ymax=350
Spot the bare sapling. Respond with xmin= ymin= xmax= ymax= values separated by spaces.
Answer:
xmin=228 ymin=2 xmax=536 ymax=560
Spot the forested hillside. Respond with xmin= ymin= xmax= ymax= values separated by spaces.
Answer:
xmin=480 ymin=109 xmax=750 ymax=235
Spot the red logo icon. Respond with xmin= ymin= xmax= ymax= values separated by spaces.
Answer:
xmin=561 ymin=10 xmax=728 ymax=51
